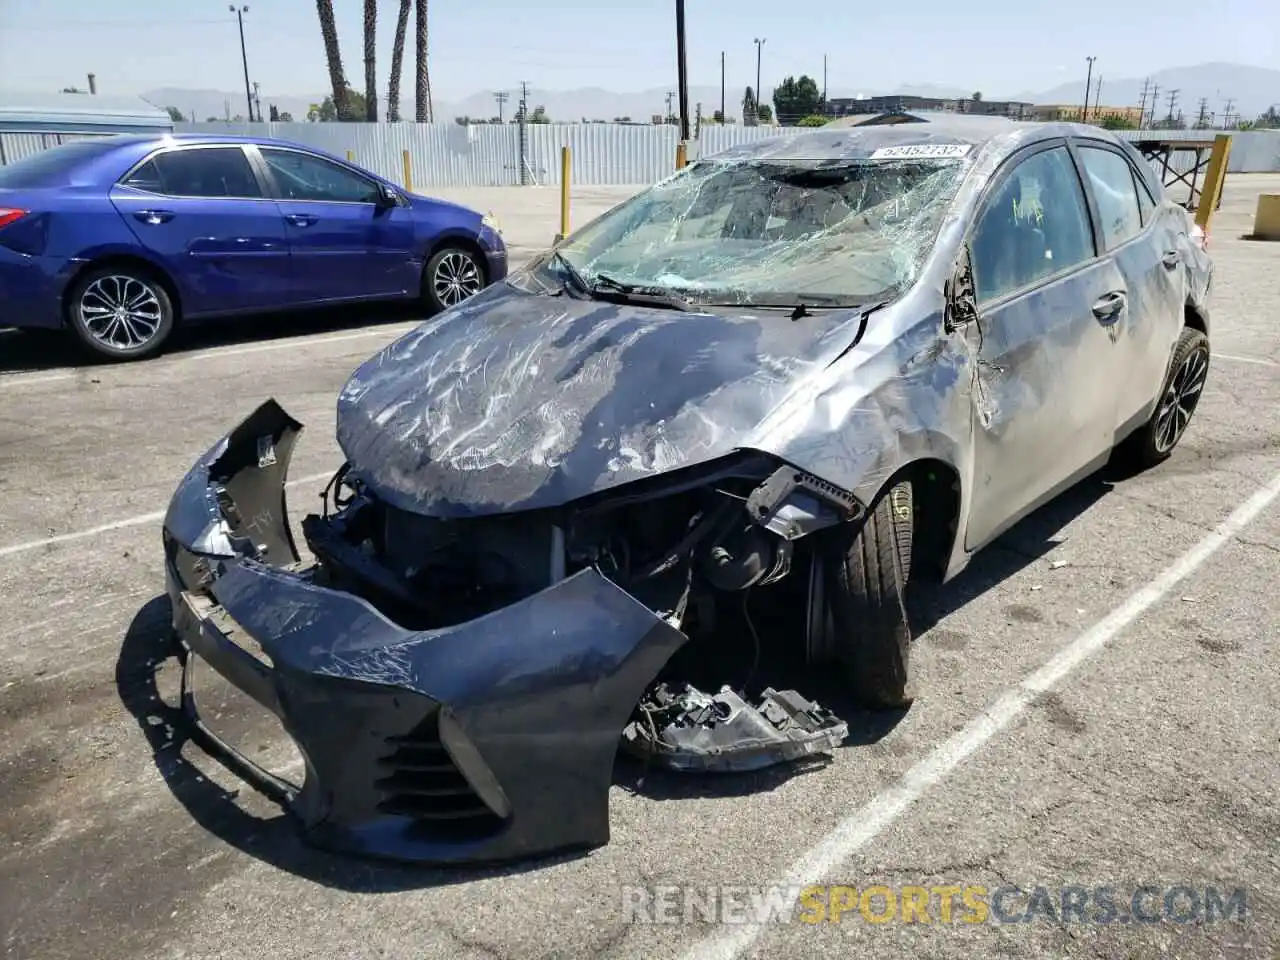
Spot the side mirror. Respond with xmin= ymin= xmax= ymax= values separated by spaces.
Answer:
xmin=944 ymin=246 xmax=978 ymax=332
xmin=376 ymin=184 xmax=400 ymax=208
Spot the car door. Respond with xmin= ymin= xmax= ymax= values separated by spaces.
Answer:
xmin=1074 ymin=140 xmax=1185 ymax=433
xmin=251 ymin=146 xmax=416 ymax=302
xmin=109 ymin=145 xmax=290 ymax=314
xmin=962 ymin=142 xmax=1126 ymax=550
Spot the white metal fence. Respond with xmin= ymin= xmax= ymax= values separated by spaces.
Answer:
xmin=4 ymin=121 xmax=1279 ymax=187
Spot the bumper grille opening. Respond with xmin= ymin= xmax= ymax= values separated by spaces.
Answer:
xmin=375 ymin=710 xmax=505 ymax=832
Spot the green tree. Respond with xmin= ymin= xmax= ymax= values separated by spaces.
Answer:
xmin=362 ymin=0 xmax=378 ymax=121
xmin=772 ymin=75 xmax=821 ymax=124
xmin=307 ymin=89 xmax=366 ymax=122
xmin=163 ymin=106 xmax=187 ymax=122
xmin=1099 ymin=113 xmax=1137 ymax=130
xmin=742 ymin=85 xmax=757 ymax=124
xmin=278 ymin=111 xmax=294 ymax=122
xmin=757 ymin=103 xmax=773 ymax=124
xmin=972 ymin=91 xmax=983 ymax=102
xmin=1255 ymin=105 xmax=1280 ymax=129
xmin=529 ymin=105 xmax=550 ymax=124
xmin=797 ymin=114 xmax=827 ymax=127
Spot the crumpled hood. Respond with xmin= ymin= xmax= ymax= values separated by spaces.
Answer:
xmin=336 ymin=283 xmax=864 ymax=517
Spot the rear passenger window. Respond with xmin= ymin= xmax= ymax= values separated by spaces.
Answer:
xmin=1078 ymin=146 xmax=1143 ymax=247
xmin=126 ymin=147 xmax=262 ymax=199
xmin=1133 ymin=168 xmax=1156 ymax=225
xmin=970 ymin=146 xmax=1095 ymax=304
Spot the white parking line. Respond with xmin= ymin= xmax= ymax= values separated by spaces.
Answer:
xmin=685 ymin=467 xmax=1280 ymax=960
xmin=0 ymin=470 xmax=335 ymax=560
xmin=0 ymin=323 xmax=418 ymax=391
xmin=1216 ymin=352 xmax=1277 ymax=367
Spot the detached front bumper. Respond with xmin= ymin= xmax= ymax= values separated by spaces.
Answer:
xmin=162 ymin=400 xmax=685 ymax=864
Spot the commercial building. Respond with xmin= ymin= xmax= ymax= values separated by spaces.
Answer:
xmin=0 ymin=90 xmax=173 ymax=165
xmin=1028 ymin=104 xmax=1146 ymax=125
xmin=824 ymin=94 xmax=1034 ymax=120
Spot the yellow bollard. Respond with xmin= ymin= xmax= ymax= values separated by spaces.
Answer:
xmin=402 ymin=149 xmax=413 ymax=193
xmin=559 ymin=146 xmax=571 ymax=240
xmin=675 ymin=142 xmax=688 ymax=170
xmin=1194 ymin=134 xmax=1231 ymax=233
xmin=1253 ymin=194 xmax=1280 ymax=241
xmin=346 ymin=149 xmax=354 ymax=162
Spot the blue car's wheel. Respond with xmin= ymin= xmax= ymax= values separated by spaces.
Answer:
xmin=423 ymin=246 xmax=485 ymax=313
xmin=67 ymin=266 xmax=174 ymax=361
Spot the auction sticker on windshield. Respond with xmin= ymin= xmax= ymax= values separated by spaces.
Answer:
xmin=869 ymin=144 xmax=972 ymax=160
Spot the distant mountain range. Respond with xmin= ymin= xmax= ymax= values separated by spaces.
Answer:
xmin=145 ymin=62 xmax=1279 ymax=126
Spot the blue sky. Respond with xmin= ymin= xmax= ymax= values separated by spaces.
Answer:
xmin=0 ymin=0 xmax=1274 ymax=101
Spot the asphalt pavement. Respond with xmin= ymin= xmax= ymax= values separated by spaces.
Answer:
xmin=1 ymin=176 xmax=1277 ymax=960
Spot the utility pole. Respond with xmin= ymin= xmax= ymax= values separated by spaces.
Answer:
xmin=494 ymin=90 xmax=509 ymax=123
xmin=675 ymin=0 xmax=690 ymax=141
xmin=754 ymin=37 xmax=766 ymax=122
xmin=518 ymin=80 xmax=530 ymax=185
xmin=1195 ymin=97 xmax=1210 ymax=128
xmin=1093 ymin=74 xmax=1103 ymax=117
xmin=1147 ymin=83 xmax=1160 ymax=128
xmin=665 ymin=90 xmax=675 ymax=123
xmin=1222 ymin=97 xmax=1234 ymax=130
xmin=1137 ymin=77 xmax=1150 ymax=126
xmin=694 ymin=102 xmax=702 ymax=138
xmin=253 ymin=81 xmax=262 ymax=122
xmin=1166 ymin=88 xmax=1180 ymax=125
xmin=822 ymin=53 xmax=828 ymax=103
xmin=720 ymin=51 xmax=725 ymax=121
xmin=230 ymin=6 xmax=253 ymax=123
xmin=1081 ymin=55 xmax=1095 ymax=122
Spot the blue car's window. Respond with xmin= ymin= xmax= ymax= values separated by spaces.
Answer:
xmin=1078 ymin=146 xmax=1144 ymax=249
xmin=0 ymin=139 xmax=120 ymax=188
xmin=259 ymin=148 xmax=380 ymax=204
xmin=126 ymin=147 xmax=263 ymax=199
xmin=971 ymin=146 xmax=1095 ymax=304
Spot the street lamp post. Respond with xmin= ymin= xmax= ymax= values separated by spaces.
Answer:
xmin=753 ymin=37 xmax=766 ymax=124
xmin=675 ymin=0 xmax=689 ymax=141
xmin=231 ymin=5 xmax=254 ymax=122
xmin=1082 ymin=55 xmax=1096 ymax=123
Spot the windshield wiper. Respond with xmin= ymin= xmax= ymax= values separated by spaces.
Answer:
xmin=590 ymin=273 xmax=695 ymax=312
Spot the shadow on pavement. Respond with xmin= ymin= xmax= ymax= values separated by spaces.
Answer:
xmin=1 ymin=303 xmax=425 ymax=374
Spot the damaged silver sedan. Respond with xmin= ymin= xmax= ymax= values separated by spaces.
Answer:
xmin=162 ymin=119 xmax=1213 ymax=864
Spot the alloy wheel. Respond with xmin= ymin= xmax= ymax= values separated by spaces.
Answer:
xmin=1153 ymin=345 xmax=1209 ymax=454
xmin=433 ymin=251 xmax=483 ymax=307
xmin=79 ymin=275 xmax=163 ymax=350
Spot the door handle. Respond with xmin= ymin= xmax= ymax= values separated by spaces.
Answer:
xmin=1161 ymin=250 xmax=1180 ymax=269
xmin=285 ymin=213 xmax=317 ymax=227
xmin=132 ymin=209 xmax=174 ymax=225
xmin=1091 ymin=291 xmax=1127 ymax=324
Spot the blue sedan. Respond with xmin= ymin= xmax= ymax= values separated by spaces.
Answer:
xmin=0 ymin=134 xmax=507 ymax=360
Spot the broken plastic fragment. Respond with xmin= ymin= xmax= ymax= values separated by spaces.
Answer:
xmin=622 ymin=682 xmax=848 ymax=773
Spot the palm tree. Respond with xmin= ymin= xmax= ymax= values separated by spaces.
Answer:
xmin=414 ymin=0 xmax=432 ymax=122
xmin=363 ymin=0 xmax=378 ymax=121
xmin=315 ymin=0 xmax=353 ymax=120
xmin=386 ymin=0 xmax=412 ymax=121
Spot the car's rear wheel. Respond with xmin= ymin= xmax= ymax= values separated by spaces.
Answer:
xmin=423 ymin=246 xmax=485 ymax=313
xmin=820 ymin=480 xmax=915 ymax=709
xmin=67 ymin=266 xmax=174 ymax=361
xmin=1117 ymin=326 xmax=1210 ymax=468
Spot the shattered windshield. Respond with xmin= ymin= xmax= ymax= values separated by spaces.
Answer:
xmin=539 ymin=154 xmax=970 ymax=307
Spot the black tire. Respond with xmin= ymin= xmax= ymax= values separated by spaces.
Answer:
xmin=1117 ymin=326 xmax=1210 ymax=469
xmin=66 ymin=265 xmax=174 ymax=361
xmin=422 ymin=246 xmax=486 ymax=313
xmin=823 ymin=479 xmax=915 ymax=709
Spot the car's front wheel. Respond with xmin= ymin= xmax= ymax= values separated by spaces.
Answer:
xmin=66 ymin=266 xmax=175 ymax=361
xmin=1117 ymin=326 xmax=1210 ymax=468
xmin=423 ymin=246 xmax=485 ymax=313
xmin=821 ymin=480 xmax=915 ymax=709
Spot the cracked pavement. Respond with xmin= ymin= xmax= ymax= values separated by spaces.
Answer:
xmin=0 ymin=176 xmax=1278 ymax=960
